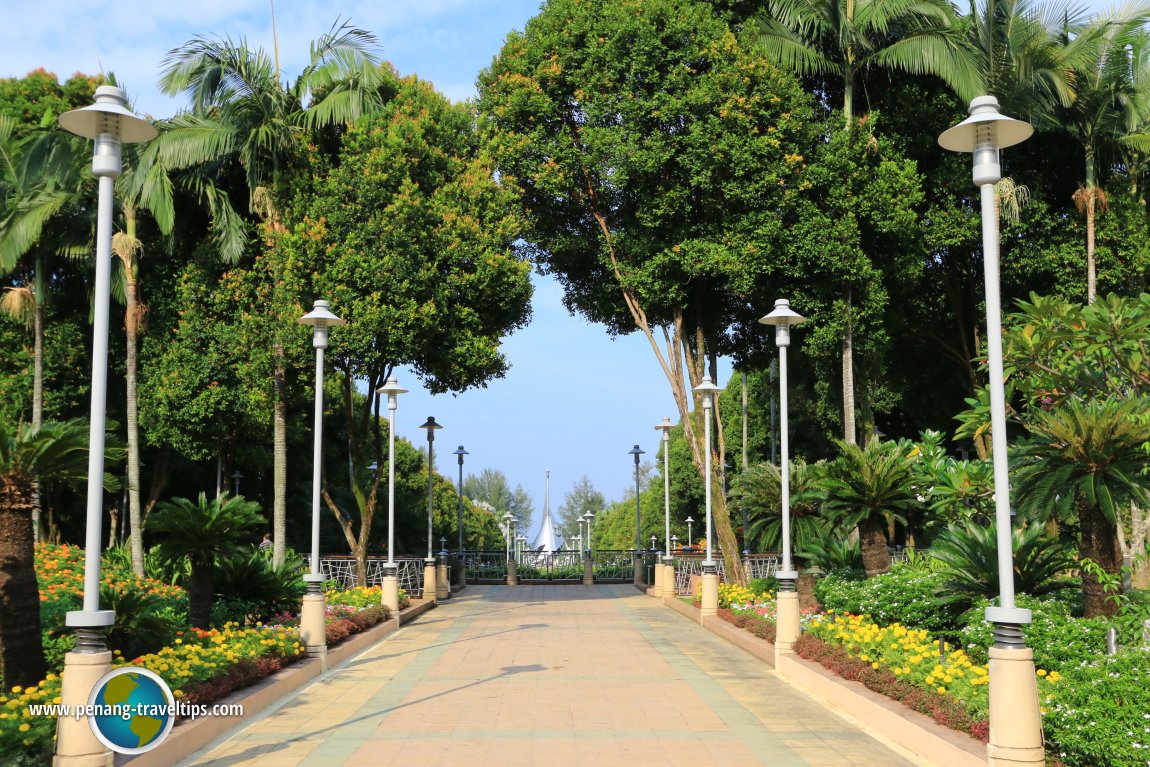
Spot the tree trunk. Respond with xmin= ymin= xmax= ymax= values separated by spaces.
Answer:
xmin=0 ymin=480 xmax=47 ymax=687
xmin=188 ymin=556 xmax=214 ymax=629
xmin=1079 ymin=496 xmax=1121 ymax=619
xmin=125 ymin=277 xmax=145 ymax=577
xmin=1130 ymin=503 xmax=1148 ymax=590
xmin=842 ymin=296 xmax=856 ymax=445
xmin=31 ymin=265 xmax=44 ymax=544
xmin=273 ymin=346 xmax=287 ymax=567
xmin=1086 ymin=191 xmax=1096 ymax=304
xmin=858 ymin=514 xmax=891 ymax=579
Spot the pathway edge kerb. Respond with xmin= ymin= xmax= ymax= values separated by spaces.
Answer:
xmin=119 ymin=600 xmax=435 ymax=767
xmin=660 ymin=596 xmax=984 ymax=767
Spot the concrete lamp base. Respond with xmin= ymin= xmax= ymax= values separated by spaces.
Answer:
xmin=507 ymin=559 xmax=518 ymax=586
xmin=663 ymin=560 xmax=676 ymax=600
xmin=987 ymin=646 xmax=1045 ymax=766
xmin=423 ymin=560 xmax=437 ymax=603
xmin=53 ymin=650 xmax=114 ymax=767
xmin=651 ymin=559 xmax=663 ymax=597
xmin=699 ymin=571 xmax=719 ymax=622
xmin=582 ymin=555 xmax=593 ymax=586
xmin=775 ymin=591 xmax=801 ymax=662
xmin=299 ymin=593 xmax=328 ymax=659
xmin=381 ymin=574 xmax=399 ymax=613
xmin=436 ymin=560 xmax=450 ymax=600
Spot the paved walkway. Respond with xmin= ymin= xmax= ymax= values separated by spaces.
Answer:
xmin=180 ymin=586 xmax=917 ymax=767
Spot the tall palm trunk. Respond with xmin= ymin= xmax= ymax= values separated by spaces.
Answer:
xmin=31 ymin=264 xmax=44 ymax=544
xmin=114 ymin=214 xmax=146 ymax=578
xmin=273 ymin=345 xmax=287 ymax=567
xmin=0 ymin=479 xmax=47 ymax=687
xmin=1085 ymin=150 xmax=1098 ymax=304
xmin=858 ymin=514 xmax=891 ymax=578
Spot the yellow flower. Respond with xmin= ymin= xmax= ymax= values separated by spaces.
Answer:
xmin=1036 ymin=669 xmax=1047 ymax=677
xmin=871 ymin=662 xmax=879 ymax=670
xmin=937 ymin=686 xmax=946 ymax=694
xmin=18 ymin=723 xmax=29 ymax=732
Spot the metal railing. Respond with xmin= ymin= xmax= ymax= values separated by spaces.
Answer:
xmin=515 ymin=550 xmax=585 ymax=582
xmin=303 ymin=555 xmax=426 ymax=598
xmin=590 ymin=550 xmax=635 ymax=581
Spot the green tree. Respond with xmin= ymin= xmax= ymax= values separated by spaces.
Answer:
xmin=818 ymin=438 xmax=921 ymax=578
xmin=477 ymin=0 xmax=821 ymax=583
xmin=0 ymin=419 xmax=120 ymax=687
xmin=1013 ymin=398 xmax=1150 ymax=618
xmin=273 ymin=69 xmax=531 ymax=583
xmin=156 ymin=20 xmax=387 ymax=568
xmin=147 ymin=492 xmax=264 ymax=628
xmin=754 ymin=0 xmax=974 ymax=444
xmin=557 ymin=475 xmax=607 ymax=536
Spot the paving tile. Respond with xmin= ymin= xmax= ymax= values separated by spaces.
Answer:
xmin=179 ymin=585 xmax=919 ymax=767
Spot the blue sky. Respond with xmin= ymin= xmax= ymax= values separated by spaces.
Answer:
xmin=1 ymin=0 xmax=728 ymax=529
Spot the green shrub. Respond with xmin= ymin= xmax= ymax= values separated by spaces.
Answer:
xmin=955 ymin=594 xmax=1108 ymax=669
xmin=1043 ymin=647 xmax=1150 ymax=767
xmin=749 ymin=576 xmax=778 ymax=594
xmin=815 ymin=566 xmax=966 ymax=637
xmin=211 ymin=547 xmax=307 ymax=624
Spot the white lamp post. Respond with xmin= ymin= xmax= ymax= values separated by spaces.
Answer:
xmin=452 ymin=445 xmax=468 ymax=587
xmin=693 ymin=376 xmax=723 ymax=620
xmin=504 ymin=511 xmax=517 ymax=585
xmin=759 ymin=298 xmax=805 ymax=658
xmin=583 ymin=510 xmax=594 ymax=553
xmin=627 ymin=445 xmax=645 ymax=553
xmin=55 ymin=86 xmax=155 ymax=767
xmin=297 ymin=299 xmax=344 ymax=657
xmin=939 ymin=95 xmax=1042 ymax=767
xmin=377 ymin=376 xmax=407 ymax=612
xmin=686 ymin=516 xmax=694 ymax=549
xmin=418 ymin=417 xmax=443 ymax=603
xmin=655 ymin=417 xmax=674 ymax=599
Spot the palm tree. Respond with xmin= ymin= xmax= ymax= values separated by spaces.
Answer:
xmin=155 ymin=19 xmax=386 ymax=567
xmin=1013 ymin=397 xmax=1150 ymax=618
xmin=147 ymin=493 xmax=264 ymax=628
xmin=729 ymin=459 xmax=826 ymax=554
xmin=1053 ymin=9 xmax=1150 ymax=303
xmin=818 ymin=438 xmax=922 ymax=578
xmin=0 ymin=419 xmax=119 ymax=687
xmin=756 ymin=0 xmax=977 ymax=444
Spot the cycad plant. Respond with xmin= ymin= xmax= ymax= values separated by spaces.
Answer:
xmin=797 ymin=532 xmax=862 ymax=574
xmin=1013 ymin=397 xmax=1150 ymax=617
xmin=729 ymin=459 xmax=825 ymax=554
xmin=818 ymin=438 xmax=921 ymax=578
xmin=147 ymin=493 xmax=264 ymax=628
xmin=930 ymin=521 xmax=1077 ymax=606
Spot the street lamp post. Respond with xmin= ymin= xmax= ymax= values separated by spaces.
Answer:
xmin=377 ymin=377 xmax=408 ymax=612
xmin=504 ymin=512 xmax=517 ymax=585
xmin=582 ymin=510 xmax=595 ymax=585
xmin=655 ymin=417 xmax=674 ymax=599
xmin=694 ymin=376 xmax=723 ymax=621
xmin=686 ymin=516 xmax=694 ymax=550
xmin=760 ymin=298 xmax=805 ymax=658
xmin=452 ymin=446 xmax=468 ymax=587
xmin=231 ymin=470 xmax=244 ymax=496
xmin=419 ymin=418 xmax=443 ymax=602
xmin=627 ymin=445 xmax=645 ymax=552
xmin=297 ymin=299 xmax=345 ymax=658
xmin=55 ymin=86 xmax=155 ymax=767
xmin=939 ymin=96 xmax=1042 ymax=767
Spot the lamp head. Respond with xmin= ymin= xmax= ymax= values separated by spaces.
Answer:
xmin=693 ymin=376 xmax=723 ymax=410
xmin=628 ymin=444 xmax=645 ymax=464
xmin=655 ymin=417 xmax=673 ymax=440
xmin=58 ymin=86 xmax=156 ymax=178
xmin=938 ymin=96 xmax=1032 ymax=186
xmin=377 ymin=376 xmax=408 ymax=407
xmin=758 ymin=298 xmax=805 ymax=347
xmin=419 ymin=416 xmax=443 ymax=440
xmin=298 ymin=299 xmax=344 ymax=348
xmin=452 ymin=445 xmax=468 ymax=464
